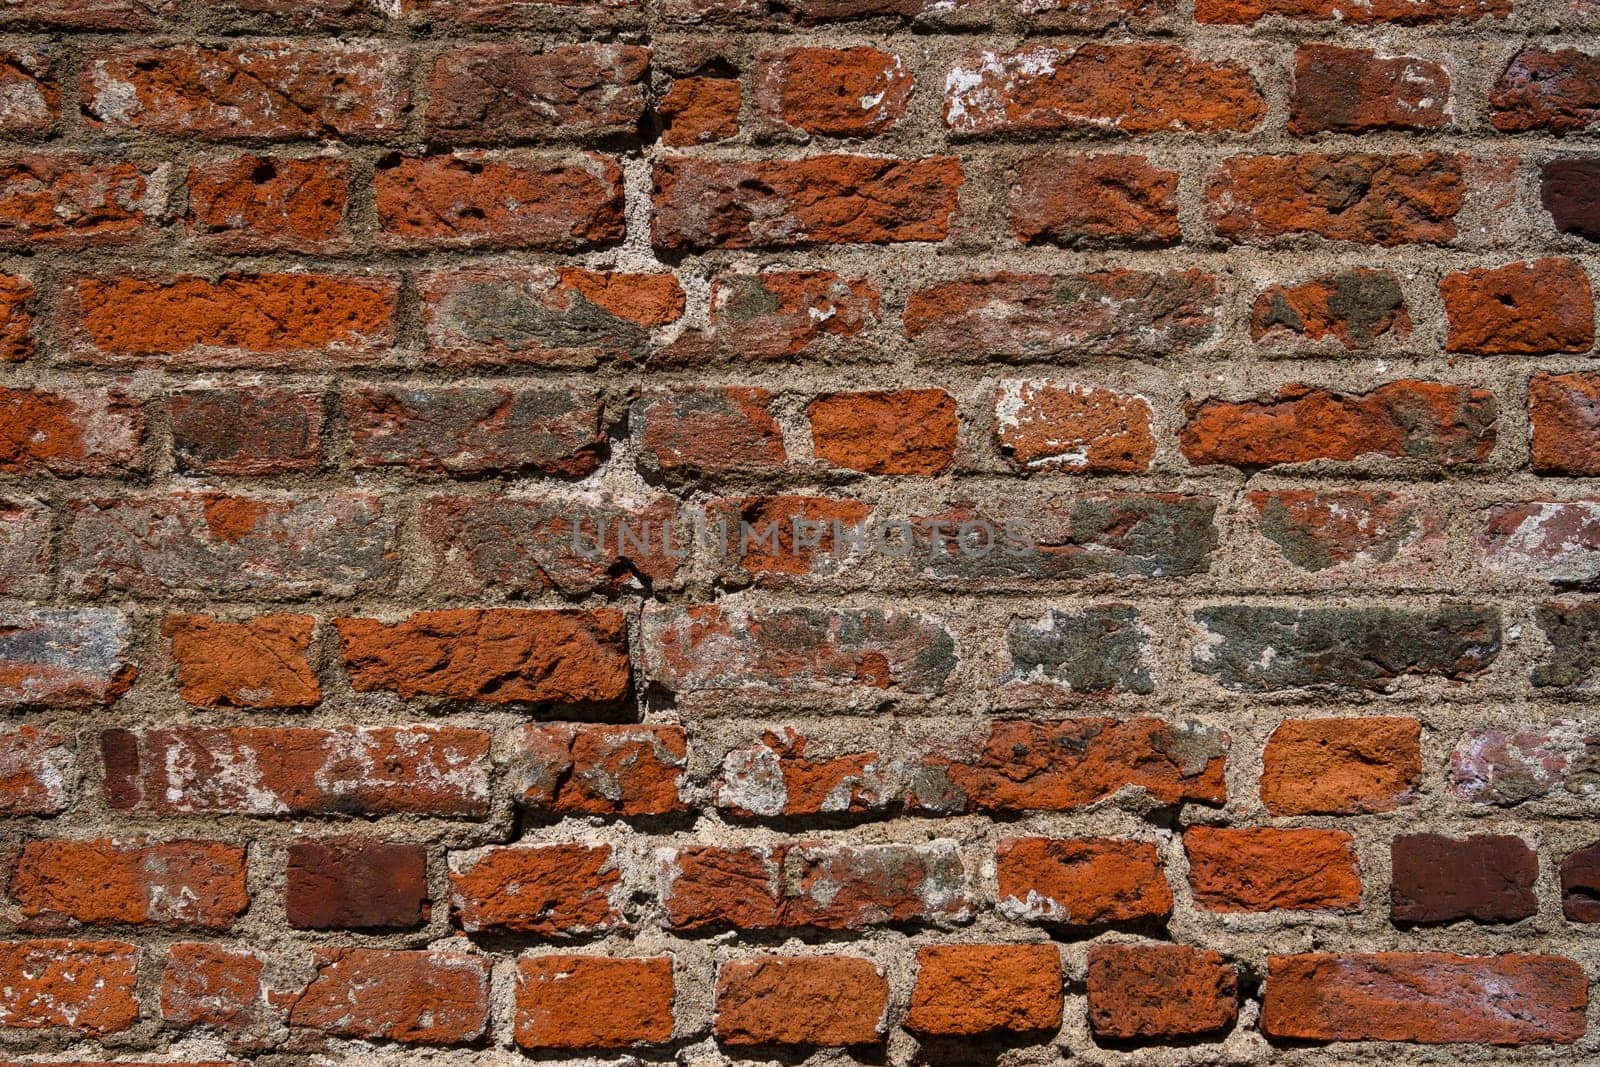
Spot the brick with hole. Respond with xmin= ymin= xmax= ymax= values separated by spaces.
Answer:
xmin=0 ymin=386 xmax=143 ymax=476
xmin=715 ymin=729 xmax=889 ymax=817
xmin=1262 ymin=717 xmax=1421 ymax=815
xmin=449 ymin=844 xmax=621 ymax=935
xmin=755 ymin=47 xmax=911 ymax=136
xmin=0 ymin=51 xmax=56 ymax=134
xmin=170 ymin=388 xmax=323 ymax=475
xmin=0 ymin=939 xmax=139 ymax=1033
xmin=1010 ymin=154 xmax=1179 ymax=248
xmin=425 ymin=43 xmax=648 ymax=143
xmin=1391 ymin=834 xmax=1537 ymax=925
xmin=0 ymin=155 xmax=164 ymax=249
xmin=511 ymin=723 xmax=687 ymax=816
xmin=0 ymin=609 xmax=135 ymax=709
xmin=163 ymin=614 xmax=319 ymax=710
xmin=907 ymin=944 xmax=1063 ymax=1036
xmin=1541 ymin=158 xmax=1600 ymax=241
xmin=286 ymin=837 xmax=428 ymax=930
xmin=715 ymin=956 xmax=888 ymax=1047
xmin=0 ymin=272 xmax=33 ymax=362
xmin=1490 ymin=49 xmax=1600 ymax=132
xmin=1440 ymin=259 xmax=1594 ymax=355
xmin=1290 ymin=46 xmax=1449 ymax=134
xmin=288 ymin=948 xmax=490 ymax=1045
xmin=1087 ymin=943 xmax=1238 ymax=1040
xmin=808 ymin=390 xmax=957 ymax=475
xmin=1480 ymin=500 xmax=1600 ymax=584
xmin=1250 ymin=268 xmax=1411 ymax=349
xmin=0 ymin=726 xmax=73 ymax=815
xmin=11 ymin=838 xmax=248 ymax=930
xmin=996 ymin=838 xmax=1172 ymax=925
xmin=184 ymin=155 xmax=349 ymax=253
xmin=995 ymin=380 xmax=1155 ymax=473
xmin=632 ymin=387 xmax=786 ymax=483
xmin=516 ymin=955 xmax=675 ymax=1050
xmin=1186 ymin=827 xmax=1361 ymax=912
xmin=659 ymin=75 xmax=740 ymax=145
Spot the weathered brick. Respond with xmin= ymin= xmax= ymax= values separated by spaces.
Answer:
xmin=1010 ymin=154 xmax=1179 ymax=248
xmin=1450 ymin=721 xmax=1600 ymax=805
xmin=1532 ymin=372 xmax=1600 ymax=475
xmin=337 ymin=608 xmax=629 ymax=707
xmin=288 ymin=948 xmax=489 ymax=1045
xmin=11 ymin=838 xmax=247 ymax=929
xmin=653 ymin=155 xmax=962 ymax=252
xmin=1290 ymin=46 xmax=1449 ymax=134
xmin=703 ymin=494 xmax=875 ymax=586
xmin=662 ymin=0 xmax=972 ymax=22
xmin=0 ymin=726 xmax=73 ymax=815
xmin=633 ymin=388 xmax=786 ymax=482
xmin=1246 ymin=490 xmax=1441 ymax=573
xmin=0 ymin=498 xmax=47 ymax=597
xmin=0 ymin=609 xmax=135 ymax=709
xmin=1186 ymin=826 xmax=1361 ymax=911
xmin=716 ymin=729 xmax=888 ymax=817
xmin=808 ymin=390 xmax=957 ymax=475
xmin=421 ymin=267 xmax=681 ymax=368
xmin=1541 ymin=158 xmax=1600 ymax=241
xmin=0 ymin=155 xmax=162 ymax=249
xmin=996 ymin=837 xmax=1172 ymax=925
xmin=995 ymin=380 xmax=1155 ymax=472
xmin=1262 ymin=953 xmax=1585 ymax=1044
xmin=1491 ymin=49 xmax=1600 ymax=132
xmin=1206 ymin=153 xmax=1464 ymax=245
xmin=906 ymin=945 xmax=1062 ymax=1036
xmin=163 ymin=613 xmax=319 ymax=709
xmin=658 ymin=841 xmax=971 ymax=931
xmin=160 ymin=941 xmax=271 ymax=1032
xmin=402 ymin=0 xmax=639 ymax=26
xmin=60 ymin=272 xmax=398 ymax=368
xmin=755 ymin=47 xmax=911 ymax=136
xmin=1440 ymin=259 xmax=1594 ymax=355
xmin=659 ymin=75 xmax=740 ymax=146
xmin=511 ymin=723 xmax=686 ymax=815
xmin=448 ymin=844 xmax=620 ymax=935
xmin=0 ymin=272 xmax=33 ymax=362
xmin=0 ymin=51 xmax=57 ymax=135
xmin=375 ymin=153 xmax=624 ymax=250
xmin=1001 ymin=607 xmax=1154 ymax=696
xmin=102 ymin=725 xmax=491 ymax=816
xmin=1560 ymin=841 xmax=1600 ymax=921
xmin=1199 ymin=0 xmax=1505 ymax=19
xmin=904 ymin=271 xmax=1219 ymax=359
xmin=1391 ymin=834 xmax=1537 ymax=924
xmin=1251 ymin=268 xmax=1411 ymax=349
xmin=170 ymin=387 xmax=323 ymax=475
xmin=910 ymin=718 xmax=1227 ymax=813
xmin=700 ymin=271 xmax=878 ymax=361
xmin=1481 ymin=501 xmax=1600 ymax=583
xmin=0 ymin=0 xmax=177 ymax=29
xmin=1262 ymin=717 xmax=1421 ymax=814
xmin=64 ymin=492 xmax=396 ymax=599
xmin=715 ymin=956 xmax=887 ymax=1047
xmin=346 ymin=385 xmax=605 ymax=476
xmin=286 ymin=837 xmax=428 ymax=930
xmin=0 ymin=386 xmax=143 ymax=476
xmin=1532 ymin=603 xmax=1600 ymax=687
xmin=184 ymin=155 xmax=349 ymax=253
xmin=426 ymin=44 xmax=648 ymax=143
xmin=1087 ymin=944 xmax=1238 ymax=1040
xmin=644 ymin=605 xmax=956 ymax=698
xmin=84 ymin=44 xmax=406 ymax=139
xmin=944 ymin=45 xmax=1263 ymax=136
xmin=1181 ymin=382 xmax=1495 ymax=469
xmin=213 ymin=0 xmax=380 ymax=24
xmin=0 ymin=939 xmax=139 ymax=1033
xmin=1020 ymin=0 xmax=1173 ymax=27
xmin=516 ymin=956 xmax=675 ymax=1050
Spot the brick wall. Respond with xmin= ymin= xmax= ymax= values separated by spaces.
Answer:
xmin=0 ymin=0 xmax=1597 ymax=1061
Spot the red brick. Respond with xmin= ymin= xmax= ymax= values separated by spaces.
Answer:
xmin=1019 ymin=0 xmax=1173 ymax=30
xmin=0 ymin=51 xmax=56 ymax=134
xmin=662 ymin=0 xmax=971 ymax=22
xmin=184 ymin=155 xmax=349 ymax=253
xmin=64 ymin=492 xmax=396 ymax=599
xmin=346 ymin=385 xmax=604 ymax=476
xmin=0 ymin=498 xmax=47 ymax=597
xmin=1180 ymin=381 xmax=1496 ymax=469
xmin=1186 ymin=826 xmax=1361 ymax=912
xmin=653 ymin=155 xmax=962 ymax=252
xmin=1561 ymin=841 xmax=1600 ymax=921
xmin=1480 ymin=501 xmax=1600 ymax=584
xmin=808 ymin=390 xmax=957 ymax=475
xmin=60 ymin=272 xmax=398 ymax=368
xmin=1531 ymin=371 xmax=1600 ymax=475
xmin=1290 ymin=46 xmax=1449 ymax=133
xmin=702 ymin=271 xmax=879 ymax=360
xmin=0 ymin=272 xmax=33 ymax=362
xmin=422 ymin=267 xmax=682 ymax=368
xmin=755 ymin=47 xmax=911 ymax=136
xmin=169 ymin=387 xmax=324 ymax=475
xmin=1262 ymin=716 xmax=1421 ymax=815
xmin=0 ymin=609 xmax=135 ymax=709
xmin=995 ymin=379 xmax=1155 ymax=472
xmin=702 ymin=494 xmax=875 ymax=586
xmin=160 ymin=941 xmax=271 ymax=1032
xmin=659 ymin=841 xmax=970 ymax=931
xmin=163 ymin=613 xmax=319 ymax=709
xmin=0 ymin=387 xmax=143 ymax=476
xmin=426 ymin=44 xmax=648 ymax=142
xmin=944 ymin=45 xmax=1263 ymax=136
xmin=716 ymin=729 xmax=888 ymax=817
xmin=11 ymin=838 xmax=247 ymax=929
xmin=659 ymin=75 xmax=740 ymax=145
xmin=101 ymin=725 xmax=490 ymax=816
xmin=286 ymin=837 xmax=429 ymax=930
xmin=288 ymin=948 xmax=489 ymax=1045
xmin=632 ymin=388 xmax=786 ymax=482
xmin=1491 ymin=49 xmax=1600 ymax=132
xmin=1391 ymin=834 xmax=1537 ymax=924
xmin=1250 ymin=267 xmax=1410 ymax=349
xmin=904 ymin=270 xmax=1219 ymax=359
xmin=511 ymin=723 xmax=686 ymax=815
xmin=336 ymin=608 xmax=629 ymax=707
xmin=907 ymin=945 xmax=1063 ymax=1036
xmin=83 ymin=44 xmax=406 ymax=139
xmin=1011 ymin=154 xmax=1178 ymax=248
xmin=910 ymin=719 xmax=1227 ymax=814
xmin=0 ymin=939 xmax=139 ymax=1033
xmin=449 ymin=844 xmax=621 ymax=935
xmin=1541 ymin=157 xmax=1600 ymax=241
xmin=0 ymin=155 xmax=162 ymax=249
xmin=1440 ymin=258 xmax=1594 ymax=355
xmin=1199 ymin=0 xmax=1505 ymax=19
xmin=375 ymin=152 xmax=624 ymax=250
xmin=715 ymin=956 xmax=887 ymax=1047
xmin=1206 ymin=153 xmax=1465 ymax=245
xmin=0 ymin=726 xmax=73 ymax=815
xmin=515 ymin=956 xmax=674 ymax=1050
xmin=996 ymin=837 xmax=1172 ymax=925
xmin=1087 ymin=943 xmax=1238 ymax=1040
xmin=1263 ymin=953 xmax=1585 ymax=1044
xmin=0 ymin=0 xmax=178 ymax=29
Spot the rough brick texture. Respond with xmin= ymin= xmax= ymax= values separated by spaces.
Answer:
xmin=4 ymin=0 xmax=1598 ymax=1063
